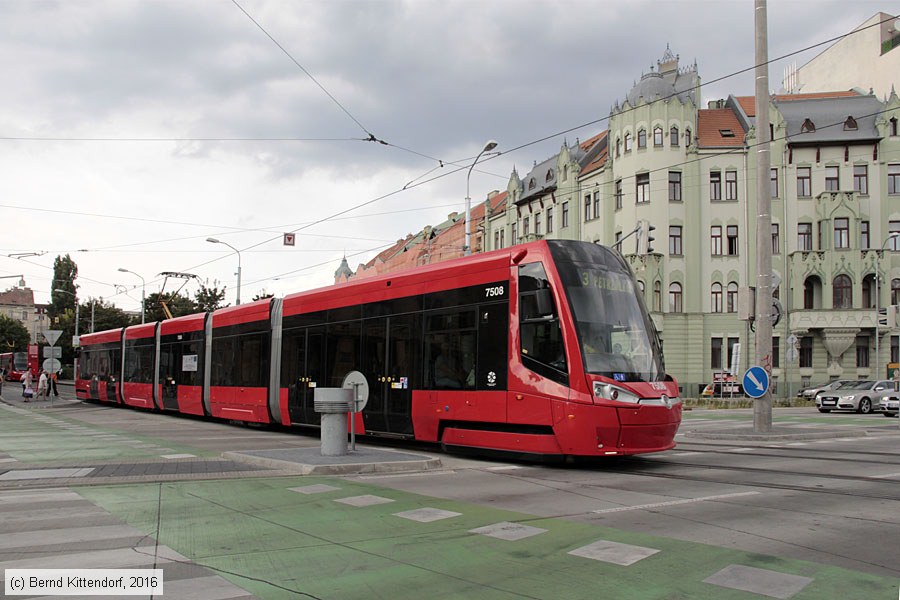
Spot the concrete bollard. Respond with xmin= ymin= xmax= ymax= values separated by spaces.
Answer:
xmin=314 ymin=388 xmax=354 ymax=457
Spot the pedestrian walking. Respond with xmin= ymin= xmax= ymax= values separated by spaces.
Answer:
xmin=37 ymin=370 xmax=49 ymax=401
xmin=49 ymin=370 xmax=59 ymax=396
xmin=23 ymin=369 xmax=34 ymax=402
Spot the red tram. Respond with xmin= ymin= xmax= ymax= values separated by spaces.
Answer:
xmin=76 ymin=240 xmax=682 ymax=457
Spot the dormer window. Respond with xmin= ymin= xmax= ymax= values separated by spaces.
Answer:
xmin=546 ymin=169 xmax=554 ymax=182
xmin=801 ymin=118 xmax=816 ymax=133
xmin=528 ymin=178 xmax=536 ymax=190
xmin=719 ymin=129 xmax=735 ymax=138
xmin=843 ymin=116 xmax=858 ymax=131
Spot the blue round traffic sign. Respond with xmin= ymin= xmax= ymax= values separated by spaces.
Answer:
xmin=742 ymin=366 xmax=770 ymax=399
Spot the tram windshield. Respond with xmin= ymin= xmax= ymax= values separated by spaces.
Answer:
xmin=552 ymin=248 xmax=664 ymax=383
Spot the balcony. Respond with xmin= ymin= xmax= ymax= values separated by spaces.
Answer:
xmin=789 ymin=308 xmax=876 ymax=331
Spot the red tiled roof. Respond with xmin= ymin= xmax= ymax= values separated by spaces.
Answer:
xmin=735 ymin=90 xmax=862 ymax=116
xmin=697 ymin=108 xmax=745 ymax=148
xmin=0 ymin=288 xmax=34 ymax=307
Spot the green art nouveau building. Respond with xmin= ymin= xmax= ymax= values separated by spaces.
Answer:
xmin=487 ymin=48 xmax=900 ymax=397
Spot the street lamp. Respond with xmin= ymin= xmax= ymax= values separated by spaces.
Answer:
xmin=0 ymin=275 xmax=26 ymax=287
xmin=875 ymin=232 xmax=900 ymax=381
xmin=206 ymin=237 xmax=242 ymax=305
xmin=464 ymin=140 xmax=498 ymax=256
xmin=118 ymin=268 xmax=146 ymax=324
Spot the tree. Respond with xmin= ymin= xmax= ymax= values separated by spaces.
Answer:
xmin=143 ymin=292 xmax=197 ymax=322
xmin=195 ymin=282 xmax=227 ymax=312
xmin=0 ymin=315 xmax=30 ymax=351
xmin=49 ymin=254 xmax=78 ymax=320
xmin=80 ymin=298 xmax=131 ymax=333
xmin=252 ymin=289 xmax=274 ymax=302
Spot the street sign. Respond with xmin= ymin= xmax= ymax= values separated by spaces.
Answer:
xmin=43 ymin=346 xmax=62 ymax=359
xmin=786 ymin=347 xmax=799 ymax=362
xmin=42 ymin=358 xmax=61 ymax=373
xmin=787 ymin=334 xmax=798 ymax=347
xmin=743 ymin=366 xmax=770 ymax=399
xmin=43 ymin=329 xmax=62 ymax=346
xmin=72 ymin=335 xmax=80 ymax=348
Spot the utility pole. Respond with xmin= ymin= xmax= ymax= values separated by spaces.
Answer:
xmin=753 ymin=0 xmax=773 ymax=433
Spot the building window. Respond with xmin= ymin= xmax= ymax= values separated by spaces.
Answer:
xmin=853 ymin=165 xmax=868 ymax=194
xmin=637 ymin=128 xmax=647 ymax=149
xmin=798 ymin=222 xmax=812 ymax=251
xmin=727 ymin=337 xmax=739 ymax=372
xmin=653 ymin=126 xmax=663 ymax=147
xmin=797 ymin=166 xmax=811 ymax=197
xmin=799 ymin=337 xmax=813 ymax=368
xmin=500 ymin=229 xmax=505 ymax=248
xmin=725 ymin=170 xmax=738 ymax=200
xmin=584 ymin=194 xmax=592 ymax=221
xmin=523 ymin=216 xmax=530 ymax=237
xmin=710 ymin=171 xmax=722 ymax=201
xmin=670 ymin=126 xmax=679 ymax=146
xmin=861 ymin=220 xmax=869 ymax=249
xmin=833 ymin=274 xmax=852 ymax=309
xmin=615 ymin=231 xmax=622 ymax=246
xmin=636 ymin=173 xmax=650 ymax=204
xmin=711 ymin=283 xmax=723 ymax=313
xmin=772 ymin=223 xmax=780 ymax=255
xmin=772 ymin=337 xmax=780 ymax=369
xmin=669 ymin=225 xmax=683 ymax=256
xmin=614 ymin=180 xmax=623 ymax=210
xmin=616 ymin=138 xmax=621 ymax=157
xmin=669 ymin=283 xmax=683 ymax=313
xmin=770 ymin=168 xmax=779 ymax=198
xmin=834 ymin=217 xmax=849 ymax=249
xmin=891 ymin=117 xmax=898 ymax=136
xmin=727 ymin=225 xmax=739 ymax=256
xmin=546 ymin=207 xmax=553 ymax=234
xmin=888 ymin=164 xmax=900 ymax=195
xmin=825 ymin=165 xmax=840 ymax=191
xmin=511 ymin=222 xmax=517 ymax=243
xmin=653 ymin=281 xmax=661 ymax=312
xmin=892 ymin=335 xmax=899 ymax=364
xmin=894 ymin=279 xmax=900 ymax=305
xmin=892 ymin=221 xmax=900 ymax=250
xmin=685 ymin=127 xmax=692 ymax=147
xmin=711 ymin=226 xmax=723 ymax=255
xmin=856 ymin=336 xmax=869 ymax=368
xmin=801 ymin=118 xmax=816 ymax=133
xmin=561 ymin=202 xmax=569 ymax=228
xmin=711 ymin=337 xmax=723 ymax=369
xmin=624 ymin=132 xmax=632 ymax=153
xmin=593 ymin=192 xmax=600 ymax=218
xmin=494 ymin=231 xmax=500 ymax=250
xmin=535 ymin=212 xmax=542 ymax=236
xmin=726 ymin=282 xmax=738 ymax=313
xmin=844 ymin=116 xmax=858 ymax=131
xmin=668 ymin=171 xmax=682 ymax=202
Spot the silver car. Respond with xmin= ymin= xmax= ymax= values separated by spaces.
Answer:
xmin=816 ymin=380 xmax=898 ymax=414
xmin=798 ymin=379 xmax=853 ymax=399
xmin=883 ymin=397 xmax=899 ymax=418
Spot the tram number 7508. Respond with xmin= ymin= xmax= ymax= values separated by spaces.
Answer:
xmin=484 ymin=285 xmax=505 ymax=298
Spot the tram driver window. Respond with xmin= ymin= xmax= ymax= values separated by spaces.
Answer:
xmin=519 ymin=263 xmax=568 ymax=385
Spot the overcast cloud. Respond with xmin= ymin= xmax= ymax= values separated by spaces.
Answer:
xmin=0 ymin=0 xmax=892 ymax=313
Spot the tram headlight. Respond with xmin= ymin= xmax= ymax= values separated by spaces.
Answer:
xmin=593 ymin=382 xmax=640 ymax=404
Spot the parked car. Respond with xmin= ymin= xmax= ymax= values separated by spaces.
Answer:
xmin=883 ymin=397 xmax=899 ymax=418
xmin=815 ymin=380 xmax=897 ymax=414
xmin=798 ymin=379 xmax=852 ymax=399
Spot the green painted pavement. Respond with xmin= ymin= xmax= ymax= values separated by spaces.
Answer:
xmin=77 ymin=477 xmax=897 ymax=600
xmin=0 ymin=404 xmax=214 ymax=463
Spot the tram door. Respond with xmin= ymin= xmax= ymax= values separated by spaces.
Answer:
xmin=286 ymin=326 xmax=324 ymax=426
xmin=361 ymin=314 xmax=420 ymax=435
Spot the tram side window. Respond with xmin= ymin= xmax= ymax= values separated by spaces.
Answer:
xmin=424 ymin=310 xmax=477 ymax=390
xmin=519 ymin=263 xmax=568 ymax=386
xmin=212 ymin=333 xmax=269 ymax=388
xmin=124 ymin=342 xmax=154 ymax=384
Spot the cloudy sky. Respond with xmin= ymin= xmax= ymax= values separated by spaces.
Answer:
xmin=0 ymin=0 xmax=892 ymax=314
